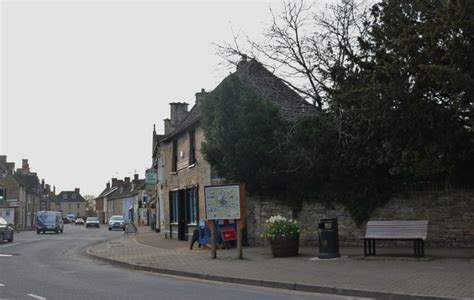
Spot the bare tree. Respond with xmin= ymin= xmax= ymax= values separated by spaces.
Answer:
xmin=216 ymin=0 xmax=372 ymax=111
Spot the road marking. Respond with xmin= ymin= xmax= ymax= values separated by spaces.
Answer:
xmin=0 ymin=254 xmax=13 ymax=257
xmin=0 ymin=243 xmax=18 ymax=248
xmin=0 ymin=283 xmax=5 ymax=286
xmin=27 ymin=294 xmax=47 ymax=300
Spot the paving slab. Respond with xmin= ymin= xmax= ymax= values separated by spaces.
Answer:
xmin=86 ymin=227 xmax=474 ymax=300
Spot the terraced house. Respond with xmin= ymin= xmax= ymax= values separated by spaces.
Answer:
xmin=154 ymin=58 xmax=313 ymax=241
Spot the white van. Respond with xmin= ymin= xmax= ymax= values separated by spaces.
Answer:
xmin=36 ymin=211 xmax=64 ymax=234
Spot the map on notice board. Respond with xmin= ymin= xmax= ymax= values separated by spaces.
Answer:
xmin=205 ymin=184 xmax=240 ymax=220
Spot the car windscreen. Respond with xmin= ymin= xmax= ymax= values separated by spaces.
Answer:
xmin=37 ymin=212 xmax=56 ymax=224
xmin=87 ymin=218 xmax=98 ymax=221
xmin=110 ymin=217 xmax=124 ymax=221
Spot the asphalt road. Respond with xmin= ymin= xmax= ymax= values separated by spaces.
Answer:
xmin=0 ymin=224 xmax=369 ymax=300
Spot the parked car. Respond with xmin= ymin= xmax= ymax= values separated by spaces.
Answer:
xmin=36 ymin=211 xmax=64 ymax=234
xmin=0 ymin=217 xmax=14 ymax=242
xmin=75 ymin=218 xmax=85 ymax=225
xmin=85 ymin=217 xmax=100 ymax=228
xmin=108 ymin=215 xmax=126 ymax=231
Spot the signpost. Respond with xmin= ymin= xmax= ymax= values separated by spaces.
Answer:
xmin=204 ymin=183 xmax=246 ymax=259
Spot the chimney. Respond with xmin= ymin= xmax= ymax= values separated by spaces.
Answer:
xmin=41 ymin=179 xmax=45 ymax=188
xmin=134 ymin=174 xmax=139 ymax=182
xmin=106 ymin=182 xmax=110 ymax=189
xmin=53 ymin=186 xmax=56 ymax=194
xmin=6 ymin=163 xmax=15 ymax=174
xmin=0 ymin=155 xmax=6 ymax=164
xmin=164 ymin=119 xmax=171 ymax=135
xmin=112 ymin=178 xmax=118 ymax=187
xmin=124 ymin=177 xmax=130 ymax=185
xmin=118 ymin=180 xmax=124 ymax=187
xmin=169 ymin=102 xmax=189 ymax=131
xmin=195 ymin=88 xmax=208 ymax=106
xmin=22 ymin=159 xmax=30 ymax=172
xmin=46 ymin=184 xmax=51 ymax=193
xmin=74 ymin=188 xmax=80 ymax=194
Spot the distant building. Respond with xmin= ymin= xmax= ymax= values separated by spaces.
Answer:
xmin=57 ymin=188 xmax=87 ymax=218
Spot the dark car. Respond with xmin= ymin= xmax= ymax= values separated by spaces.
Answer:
xmin=85 ymin=217 xmax=100 ymax=228
xmin=0 ymin=217 xmax=14 ymax=242
xmin=108 ymin=215 xmax=126 ymax=231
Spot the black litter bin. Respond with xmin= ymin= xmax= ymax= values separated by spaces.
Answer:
xmin=318 ymin=218 xmax=340 ymax=259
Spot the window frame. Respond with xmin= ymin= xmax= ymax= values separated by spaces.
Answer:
xmin=189 ymin=129 xmax=196 ymax=166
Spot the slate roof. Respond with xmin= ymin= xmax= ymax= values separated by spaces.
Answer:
xmin=162 ymin=58 xmax=315 ymax=141
xmin=108 ymin=179 xmax=146 ymax=200
xmin=14 ymin=173 xmax=40 ymax=194
xmin=57 ymin=191 xmax=86 ymax=202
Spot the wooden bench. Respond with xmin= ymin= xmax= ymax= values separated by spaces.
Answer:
xmin=361 ymin=220 xmax=428 ymax=257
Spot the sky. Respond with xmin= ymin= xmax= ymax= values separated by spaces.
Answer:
xmin=1 ymin=0 xmax=289 ymax=196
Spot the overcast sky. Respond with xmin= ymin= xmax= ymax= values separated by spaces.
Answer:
xmin=1 ymin=0 xmax=291 ymax=196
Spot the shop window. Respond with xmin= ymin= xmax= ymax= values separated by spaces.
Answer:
xmin=186 ymin=187 xmax=198 ymax=224
xmin=170 ymin=191 xmax=178 ymax=223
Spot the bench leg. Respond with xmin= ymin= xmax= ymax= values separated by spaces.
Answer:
xmin=371 ymin=239 xmax=376 ymax=256
xmin=414 ymin=240 xmax=425 ymax=257
xmin=364 ymin=239 xmax=368 ymax=256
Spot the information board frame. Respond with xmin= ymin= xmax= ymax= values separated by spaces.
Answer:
xmin=204 ymin=184 xmax=241 ymax=220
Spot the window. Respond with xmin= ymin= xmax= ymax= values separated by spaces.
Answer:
xmin=189 ymin=130 xmax=196 ymax=165
xmin=170 ymin=191 xmax=178 ymax=223
xmin=72 ymin=193 xmax=76 ymax=199
xmin=186 ymin=187 xmax=198 ymax=224
xmin=172 ymin=140 xmax=178 ymax=172
xmin=0 ymin=187 xmax=5 ymax=201
xmin=77 ymin=203 xmax=80 ymax=209
xmin=63 ymin=194 xmax=67 ymax=199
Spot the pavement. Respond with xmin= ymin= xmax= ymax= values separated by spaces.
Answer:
xmin=86 ymin=226 xmax=474 ymax=300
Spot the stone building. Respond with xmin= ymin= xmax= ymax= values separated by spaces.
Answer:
xmin=57 ymin=188 xmax=87 ymax=218
xmin=105 ymin=175 xmax=146 ymax=224
xmin=155 ymin=58 xmax=314 ymax=241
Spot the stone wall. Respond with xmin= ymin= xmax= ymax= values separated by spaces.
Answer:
xmin=247 ymin=190 xmax=474 ymax=248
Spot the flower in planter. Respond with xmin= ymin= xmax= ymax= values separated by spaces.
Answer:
xmin=262 ymin=215 xmax=299 ymax=240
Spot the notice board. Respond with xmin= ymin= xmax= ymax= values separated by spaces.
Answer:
xmin=204 ymin=184 xmax=240 ymax=220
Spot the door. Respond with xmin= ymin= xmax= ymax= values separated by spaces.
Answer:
xmin=177 ymin=190 xmax=186 ymax=241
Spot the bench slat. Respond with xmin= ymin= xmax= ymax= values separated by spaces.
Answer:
xmin=364 ymin=220 xmax=428 ymax=240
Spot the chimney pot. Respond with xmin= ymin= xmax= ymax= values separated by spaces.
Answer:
xmin=124 ymin=177 xmax=130 ymax=184
xmin=106 ymin=182 xmax=110 ymax=189
xmin=74 ymin=188 xmax=80 ymax=194
xmin=112 ymin=178 xmax=118 ymax=187
xmin=134 ymin=174 xmax=139 ymax=182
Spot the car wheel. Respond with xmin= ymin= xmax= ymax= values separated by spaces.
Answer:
xmin=37 ymin=230 xmax=40 ymax=234
xmin=8 ymin=233 xmax=13 ymax=243
xmin=108 ymin=227 xmax=111 ymax=231
xmin=60 ymin=229 xmax=63 ymax=233
xmin=56 ymin=228 xmax=59 ymax=234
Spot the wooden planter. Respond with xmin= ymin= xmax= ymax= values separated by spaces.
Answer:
xmin=268 ymin=232 xmax=300 ymax=257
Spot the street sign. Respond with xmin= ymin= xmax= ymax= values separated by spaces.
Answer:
xmin=145 ymin=168 xmax=157 ymax=184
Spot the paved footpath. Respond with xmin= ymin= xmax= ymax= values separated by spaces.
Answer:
xmin=86 ymin=227 xmax=473 ymax=300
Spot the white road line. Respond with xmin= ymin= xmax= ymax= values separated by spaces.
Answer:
xmin=0 ymin=283 xmax=5 ymax=286
xmin=27 ymin=294 xmax=47 ymax=300
xmin=0 ymin=243 xmax=19 ymax=248
xmin=0 ymin=254 xmax=13 ymax=257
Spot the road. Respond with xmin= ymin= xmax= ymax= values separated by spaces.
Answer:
xmin=0 ymin=224 xmax=368 ymax=300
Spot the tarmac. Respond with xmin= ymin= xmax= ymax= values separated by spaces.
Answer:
xmin=86 ymin=227 xmax=474 ymax=300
